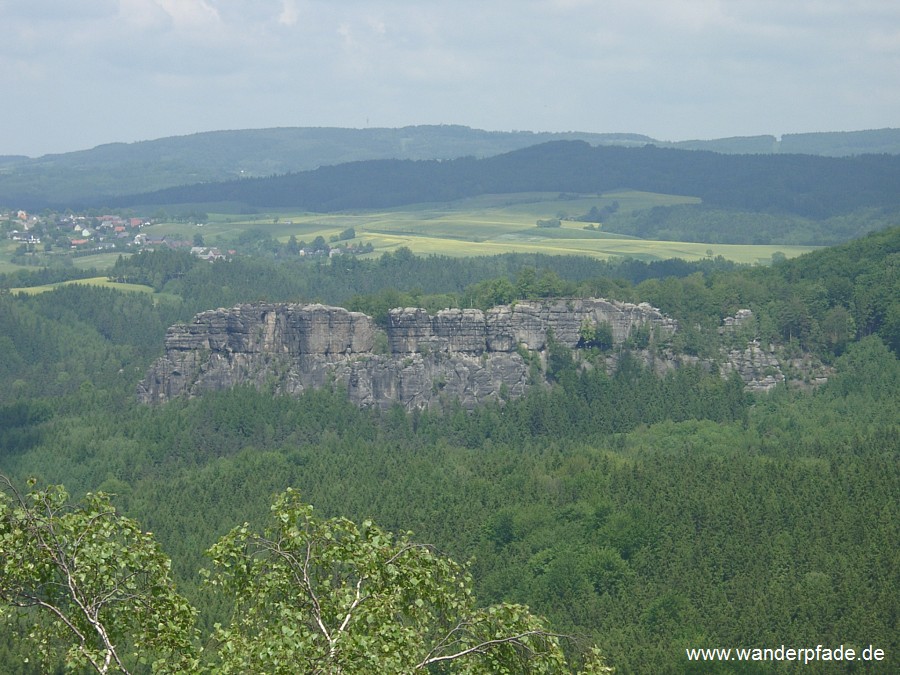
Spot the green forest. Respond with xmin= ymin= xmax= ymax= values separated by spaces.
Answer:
xmin=0 ymin=227 xmax=898 ymax=672
xmin=6 ymin=126 xmax=898 ymax=209
xmin=104 ymin=142 xmax=900 ymax=221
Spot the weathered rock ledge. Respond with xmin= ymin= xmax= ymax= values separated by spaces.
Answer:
xmin=139 ymin=301 xmax=824 ymax=409
xmin=138 ymin=299 xmax=678 ymax=409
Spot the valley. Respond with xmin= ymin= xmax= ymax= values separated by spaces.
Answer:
xmin=0 ymin=130 xmax=897 ymax=673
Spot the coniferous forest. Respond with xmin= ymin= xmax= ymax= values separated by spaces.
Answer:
xmin=0 ymin=227 xmax=898 ymax=672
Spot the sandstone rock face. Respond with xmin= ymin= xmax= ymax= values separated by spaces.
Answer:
xmin=721 ymin=341 xmax=785 ymax=392
xmin=389 ymin=299 xmax=677 ymax=354
xmin=139 ymin=300 xmax=831 ymax=408
xmin=138 ymin=299 xmax=677 ymax=409
xmin=138 ymin=304 xmax=374 ymax=404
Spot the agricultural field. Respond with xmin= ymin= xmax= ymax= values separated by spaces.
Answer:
xmin=191 ymin=190 xmax=818 ymax=263
xmin=1 ymin=191 xmax=820 ymax=277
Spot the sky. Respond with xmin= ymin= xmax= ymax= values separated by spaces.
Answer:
xmin=2 ymin=0 xmax=899 ymax=157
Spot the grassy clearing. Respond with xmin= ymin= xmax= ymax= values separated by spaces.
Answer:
xmin=0 ymin=240 xmax=22 ymax=273
xmin=11 ymin=277 xmax=157 ymax=296
xmin=71 ymin=253 xmax=129 ymax=270
xmin=0 ymin=260 xmax=22 ymax=274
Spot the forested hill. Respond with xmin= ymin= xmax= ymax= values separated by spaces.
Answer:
xmin=1 ymin=126 xmax=651 ymax=208
xmin=5 ymin=126 xmax=899 ymax=210
xmin=107 ymin=141 xmax=900 ymax=219
xmin=672 ymin=127 xmax=900 ymax=155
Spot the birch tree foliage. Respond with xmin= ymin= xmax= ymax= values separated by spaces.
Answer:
xmin=205 ymin=488 xmax=611 ymax=674
xmin=0 ymin=477 xmax=199 ymax=675
xmin=1 ymin=480 xmax=611 ymax=673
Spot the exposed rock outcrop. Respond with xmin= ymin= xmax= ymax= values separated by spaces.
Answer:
xmin=139 ymin=301 xmax=827 ymax=408
xmin=138 ymin=299 xmax=677 ymax=409
xmin=721 ymin=340 xmax=785 ymax=392
xmin=388 ymin=299 xmax=677 ymax=354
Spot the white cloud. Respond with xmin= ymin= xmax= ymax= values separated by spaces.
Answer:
xmin=278 ymin=0 xmax=300 ymax=27
xmin=868 ymin=27 xmax=900 ymax=53
xmin=0 ymin=0 xmax=898 ymax=155
xmin=117 ymin=0 xmax=170 ymax=30
xmin=156 ymin=0 xmax=220 ymax=30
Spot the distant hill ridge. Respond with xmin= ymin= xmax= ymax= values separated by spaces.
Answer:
xmin=106 ymin=141 xmax=900 ymax=220
xmin=2 ymin=125 xmax=899 ymax=209
xmin=671 ymin=128 xmax=900 ymax=155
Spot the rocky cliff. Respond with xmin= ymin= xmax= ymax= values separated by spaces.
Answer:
xmin=138 ymin=299 xmax=678 ymax=409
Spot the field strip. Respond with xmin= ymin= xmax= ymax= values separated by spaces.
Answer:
xmin=363 ymin=232 xmax=818 ymax=262
xmin=10 ymin=277 xmax=156 ymax=295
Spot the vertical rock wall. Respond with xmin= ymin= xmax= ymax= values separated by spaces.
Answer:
xmin=138 ymin=298 xmax=677 ymax=409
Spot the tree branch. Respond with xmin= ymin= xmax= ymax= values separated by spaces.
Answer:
xmin=416 ymin=630 xmax=556 ymax=670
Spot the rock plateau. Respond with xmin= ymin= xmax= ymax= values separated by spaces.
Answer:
xmin=138 ymin=299 xmax=678 ymax=409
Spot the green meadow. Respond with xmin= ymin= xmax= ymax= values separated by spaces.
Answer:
xmin=190 ymin=190 xmax=817 ymax=263
xmin=10 ymin=276 xmax=157 ymax=296
xmin=2 ymin=191 xmax=819 ymax=277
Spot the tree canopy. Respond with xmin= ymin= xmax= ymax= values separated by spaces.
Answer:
xmin=0 ymin=478 xmax=197 ymax=674
xmin=1 ymin=479 xmax=609 ymax=674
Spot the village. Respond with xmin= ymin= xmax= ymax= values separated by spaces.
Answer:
xmin=1 ymin=209 xmax=208 ymax=256
xmin=2 ymin=210 xmax=231 ymax=263
xmin=2 ymin=209 xmax=224 ymax=251
xmin=2 ymin=209 xmax=375 ymax=269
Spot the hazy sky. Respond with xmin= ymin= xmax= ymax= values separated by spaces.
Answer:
xmin=3 ymin=0 xmax=899 ymax=157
